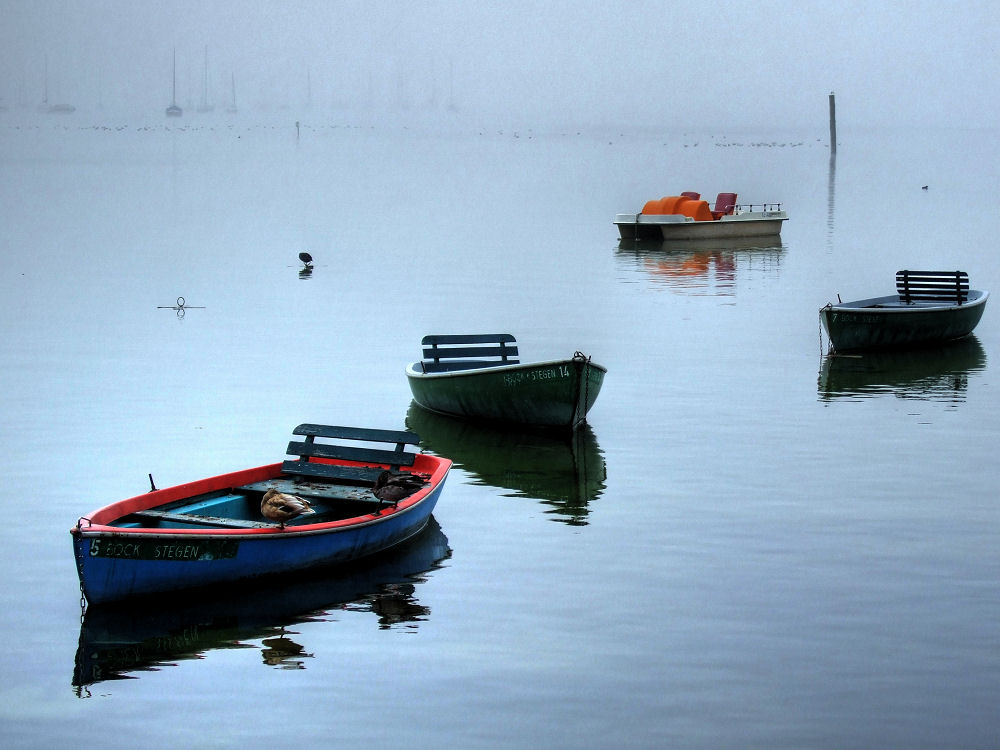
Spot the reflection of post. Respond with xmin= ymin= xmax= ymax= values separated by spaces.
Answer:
xmin=828 ymin=92 xmax=837 ymax=154
xmin=827 ymin=150 xmax=837 ymax=249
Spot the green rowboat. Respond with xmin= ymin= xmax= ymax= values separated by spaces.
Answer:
xmin=820 ymin=270 xmax=988 ymax=353
xmin=406 ymin=334 xmax=606 ymax=430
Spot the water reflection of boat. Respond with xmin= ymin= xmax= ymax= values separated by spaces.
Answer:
xmin=405 ymin=403 xmax=605 ymax=525
xmin=615 ymin=236 xmax=784 ymax=294
xmin=72 ymin=519 xmax=450 ymax=692
xmin=818 ymin=336 xmax=986 ymax=403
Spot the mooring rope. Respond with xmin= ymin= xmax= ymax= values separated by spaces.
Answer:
xmin=819 ymin=305 xmax=833 ymax=357
xmin=574 ymin=351 xmax=592 ymax=424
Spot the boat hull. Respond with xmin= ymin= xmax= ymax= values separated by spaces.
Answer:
xmin=820 ymin=291 xmax=988 ymax=352
xmin=71 ymin=455 xmax=451 ymax=605
xmin=406 ymin=357 xmax=606 ymax=429
xmin=615 ymin=211 xmax=787 ymax=240
xmin=74 ymin=517 xmax=450 ymax=687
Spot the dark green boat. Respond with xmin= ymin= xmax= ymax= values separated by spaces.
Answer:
xmin=820 ymin=270 xmax=989 ymax=353
xmin=406 ymin=334 xmax=606 ymax=430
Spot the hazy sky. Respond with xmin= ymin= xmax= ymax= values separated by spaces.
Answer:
xmin=2 ymin=0 xmax=998 ymax=130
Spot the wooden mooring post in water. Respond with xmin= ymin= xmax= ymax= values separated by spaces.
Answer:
xmin=829 ymin=92 xmax=837 ymax=154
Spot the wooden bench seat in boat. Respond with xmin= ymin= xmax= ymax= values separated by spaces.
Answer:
xmin=129 ymin=509 xmax=274 ymax=529
xmin=231 ymin=424 xmax=424 ymax=520
xmin=277 ymin=423 xmax=420 ymax=483
xmin=417 ymin=333 xmax=519 ymax=373
xmin=896 ymin=270 xmax=969 ymax=304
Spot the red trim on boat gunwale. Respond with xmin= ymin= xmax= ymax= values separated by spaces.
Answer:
xmin=72 ymin=455 xmax=452 ymax=538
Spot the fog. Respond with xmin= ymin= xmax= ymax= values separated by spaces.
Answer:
xmin=1 ymin=0 xmax=998 ymax=131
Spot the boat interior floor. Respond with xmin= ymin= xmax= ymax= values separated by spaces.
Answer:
xmin=114 ymin=476 xmax=388 ymax=530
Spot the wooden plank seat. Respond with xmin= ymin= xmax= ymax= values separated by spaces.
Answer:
xmin=278 ymin=423 xmax=421 ymax=486
xmin=897 ymin=270 xmax=970 ymax=304
xmin=130 ymin=509 xmax=274 ymax=529
xmin=239 ymin=477 xmax=375 ymax=503
xmin=417 ymin=333 xmax=519 ymax=373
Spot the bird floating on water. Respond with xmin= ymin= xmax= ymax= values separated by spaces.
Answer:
xmin=298 ymin=252 xmax=313 ymax=268
xmin=372 ymin=470 xmax=428 ymax=505
xmin=261 ymin=488 xmax=315 ymax=528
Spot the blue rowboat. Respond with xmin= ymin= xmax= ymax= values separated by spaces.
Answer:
xmin=71 ymin=424 xmax=452 ymax=605
xmin=73 ymin=518 xmax=451 ymax=688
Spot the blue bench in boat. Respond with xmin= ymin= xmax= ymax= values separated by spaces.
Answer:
xmin=897 ymin=270 xmax=969 ymax=304
xmin=417 ymin=333 xmax=519 ymax=373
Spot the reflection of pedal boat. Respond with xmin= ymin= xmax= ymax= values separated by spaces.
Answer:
xmin=406 ymin=403 xmax=605 ymax=523
xmin=818 ymin=336 xmax=986 ymax=402
xmin=72 ymin=519 xmax=449 ymax=689
xmin=615 ymin=236 xmax=784 ymax=290
xmin=616 ymin=235 xmax=784 ymax=253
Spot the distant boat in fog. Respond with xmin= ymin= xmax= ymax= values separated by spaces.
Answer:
xmin=196 ymin=46 xmax=214 ymax=112
xmin=166 ymin=48 xmax=182 ymax=117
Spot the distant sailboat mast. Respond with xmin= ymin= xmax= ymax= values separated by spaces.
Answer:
xmin=166 ymin=48 xmax=182 ymax=117
xmin=227 ymin=72 xmax=237 ymax=113
xmin=41 ymin=54 xmax=48 ymax=109
xmin=41 ymin=53 xmax=75 ymax=113
xmin=197 ymin=46 xmax=214 ymax=112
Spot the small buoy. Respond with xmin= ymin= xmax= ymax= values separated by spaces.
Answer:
xmin=298 ymin=252 xmax=313 ymax=267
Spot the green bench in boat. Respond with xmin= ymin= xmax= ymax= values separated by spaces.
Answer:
xmin=896 ymin=270 xmax=969 ymax=304
xmin=241 ymin=423 xmax=422 ymax=504
xmin=417 ymin=333 xmax=519 ymax=373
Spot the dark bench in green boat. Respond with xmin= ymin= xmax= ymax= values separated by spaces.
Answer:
xmin=416 ymin=333 xmax=520 ymax=373
xmin=897 ymin=270 xmax=970 ymax=304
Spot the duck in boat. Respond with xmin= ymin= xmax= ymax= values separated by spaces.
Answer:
xmin=260 ymin=488 xmax=315 ymax=527
xmin=372 ymin=470 xmax=429 ymax=504
xmin=615 ymin=191 xmax=787 ymax=240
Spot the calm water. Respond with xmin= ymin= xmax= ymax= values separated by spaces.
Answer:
xmin=1 ymin=114 xmax=998 ymax=749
